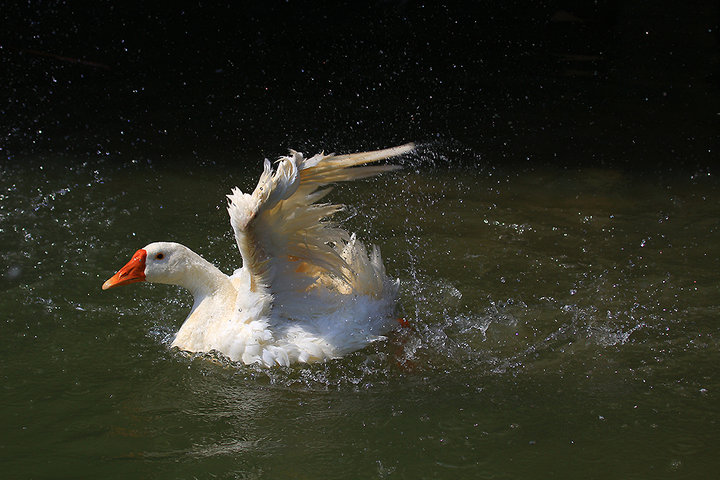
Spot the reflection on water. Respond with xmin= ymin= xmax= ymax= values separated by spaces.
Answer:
xmin=1 ymin=146 xmax=719 ymax=478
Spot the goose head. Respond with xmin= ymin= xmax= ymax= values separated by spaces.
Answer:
xmin=102 ymin=242 xmax=198 ymax=290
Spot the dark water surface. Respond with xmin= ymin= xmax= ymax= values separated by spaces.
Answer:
xmin=3 ymin=1 xmax=720 ymax=478
xmin=2 ymin=149 xmax=719 ymax=478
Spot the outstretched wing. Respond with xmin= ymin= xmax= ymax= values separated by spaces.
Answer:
xmin=226 ymin=143 xmax=414 ymax=295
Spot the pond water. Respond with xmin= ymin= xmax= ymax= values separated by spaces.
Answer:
xmin=1 ymin=146 xmax=719 ymax=478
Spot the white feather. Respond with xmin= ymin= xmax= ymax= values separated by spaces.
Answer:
xmin=105 ymin=143 xmax=414 ymax=366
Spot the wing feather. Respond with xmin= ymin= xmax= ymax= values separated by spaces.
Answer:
xmin=227 ymin=143 xmax=413 ymax=295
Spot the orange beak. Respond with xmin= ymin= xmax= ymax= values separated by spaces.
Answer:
xmin=102 ymin=249 xmax=147 ymax=290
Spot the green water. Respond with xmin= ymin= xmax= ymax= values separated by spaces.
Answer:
xmin=2 ymin=150 xmax=719 ymax=479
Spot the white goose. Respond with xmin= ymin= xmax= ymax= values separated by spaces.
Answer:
xmin=103 ymin=143 xmax=414 ymax=367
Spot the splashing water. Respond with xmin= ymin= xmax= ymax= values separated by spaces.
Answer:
xmin=2 ymin=148 xmax=720 ymax=478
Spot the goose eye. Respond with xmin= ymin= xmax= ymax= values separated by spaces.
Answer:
xmin=156 ymin=253 xmax=164 ymax=260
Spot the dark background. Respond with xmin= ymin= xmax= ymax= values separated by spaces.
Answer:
xmin=2 ymin=1 xmax=719 ymax=169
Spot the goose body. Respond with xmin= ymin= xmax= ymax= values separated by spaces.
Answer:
xmin=103 ymin=144 xmax=413 ymax=366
